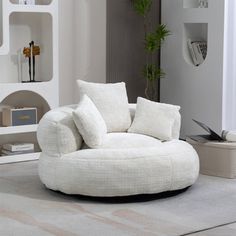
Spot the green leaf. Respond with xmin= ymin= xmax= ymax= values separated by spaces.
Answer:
xmin=155 ymin=24 xmax=171 ymax=42
xmin=143 ymin=64 xmax=165 ymax=81
xmin=145 ymin=32 xmax=160 ymax=53
xmin=145 ymin=24 xmax=170 ymax=53
xmin=132 ymin=0 xmax=152 ymax=17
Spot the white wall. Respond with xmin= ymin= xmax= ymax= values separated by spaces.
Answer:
xmin=222 ymin=0 xmax=236 ymax=131
xmin=74 ymin=0 xmax=106 ymax=84
xmin=58 ymin=0 xmax=107 ymax=105
xmin=161 ymin=0 xmax=225 ymax=138
xmin=58 ymin=0 xmax=76 ymax=105
xmin=0 ymin=0 xmax=2 ymax=46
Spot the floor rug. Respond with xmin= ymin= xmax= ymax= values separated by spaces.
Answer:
xmin=0 ymin=161 xmax=236 ymax=236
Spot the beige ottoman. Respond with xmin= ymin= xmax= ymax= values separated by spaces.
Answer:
xmin=187 ymin=138 xmax=236 ymax=179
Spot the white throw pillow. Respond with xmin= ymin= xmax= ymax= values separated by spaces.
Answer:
xmin=128 ymin=97 xmax=180 ymax=141
xmin=72 ymin=95 xmax=107 ymax=148
xmin=76 ymin=80 xmax=131 ymax=132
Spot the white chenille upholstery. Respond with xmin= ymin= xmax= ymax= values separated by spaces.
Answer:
xmin=72 ymin=95 xmax=107 ymax=148
xmin=37 ymin=105 xmax=199 ymax=197
xmin=129 ymin=97 xmax=181 ymax=141
xmin=77 ymin=80 xmax=131 ymax=133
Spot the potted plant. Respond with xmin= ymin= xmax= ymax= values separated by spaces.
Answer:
xmin=131 ymin=0 xmax=170 ymax=101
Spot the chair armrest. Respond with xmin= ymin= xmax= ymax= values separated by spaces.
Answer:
xmin=37 ymin=106 xmax=82 ymax=157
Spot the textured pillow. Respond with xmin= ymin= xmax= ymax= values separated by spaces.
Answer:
xmin=128 ymin=97 xmax=180 ymax=141
xmin=76 ymin=80 xmax=131 ymax=132
xmin=72 ymin=95 xmax=107 ymax=148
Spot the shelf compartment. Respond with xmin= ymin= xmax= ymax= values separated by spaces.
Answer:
xmin=183 ymin=23 xmax=208 ymax=66
xmin=0 ymin=12 xmax=52 ymax=83
xmin=0 ymin=152 xmax=40 ymax=164
xmin=0 ymin=90 xmax=50 ymax=126
xmin=183 ymin=0 xmax=208 ymax=8
xmin=10 ymin=0 xmax=52 ymax=5
xmin=0 ymin=131 xmax=41 ymax=164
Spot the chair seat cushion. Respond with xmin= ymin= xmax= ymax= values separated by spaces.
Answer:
xmin=82 ymin=133 xmax=162 ymax=149
xmin=39 ymin=140 xmax=199 ymax=197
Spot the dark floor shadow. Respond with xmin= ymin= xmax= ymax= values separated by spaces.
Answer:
xmin=52 ymin=187 xmax=190 ymax=204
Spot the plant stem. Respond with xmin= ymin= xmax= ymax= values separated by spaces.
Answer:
xmin=145 ymin=79 xmax=150 ymax=99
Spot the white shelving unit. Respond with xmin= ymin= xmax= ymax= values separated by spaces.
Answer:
xmin=161 ymin=0 xmax=236 ymax=138
xmin=0 ymin=152 xmax=40 ymax=164
xmin=0 ymin=124 xmax=38 ymax=135
xmin=0 ymin=0 xmax=58 ymax=164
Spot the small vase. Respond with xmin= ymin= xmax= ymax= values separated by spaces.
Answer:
xmin=198 ymin=0 xmax=208 ymax=8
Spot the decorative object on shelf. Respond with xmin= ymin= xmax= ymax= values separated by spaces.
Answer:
xmin=198 ymin=0 xmax=208 ymax=8
xmin=188 ymin=39 xmax=207 ymax=66
xmin=19 ymin=0 xmax=27 ymax=4
xmin=1 ymin=149 xmax=34 ymax=156
xmin=131 ymin=0 xmax=170 ymax=101
xmin=17 ymin=48 xmax=28 ymax=83
xmin=3 ymin=142 xmax=34 ymax=152
xmin=19 ymin=0 xmax=35 ymax=5
xmin=2 ymin=107 xmax=37 ymax=127
xmin=1 ymin=142 xmax=34 ymax=156
xmin=23 ymin=41 xmax=40 ymax=83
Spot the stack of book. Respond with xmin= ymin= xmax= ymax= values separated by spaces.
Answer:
xmin=1 ymin=143 xmax=34 ymax=156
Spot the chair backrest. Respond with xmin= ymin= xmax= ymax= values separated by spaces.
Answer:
xmin=37 ymin=103 xmax=181 ymax=156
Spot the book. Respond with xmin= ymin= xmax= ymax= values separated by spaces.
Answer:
xmin=188 ymin=39 xmax=198 ymax=66
xmin=2 ymin=143 xmax=34 ymax=152
xmin=188 ymin=39 xmax=207 ymax=66
xmin=1 ymin=149 xmax=34 ymax=156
